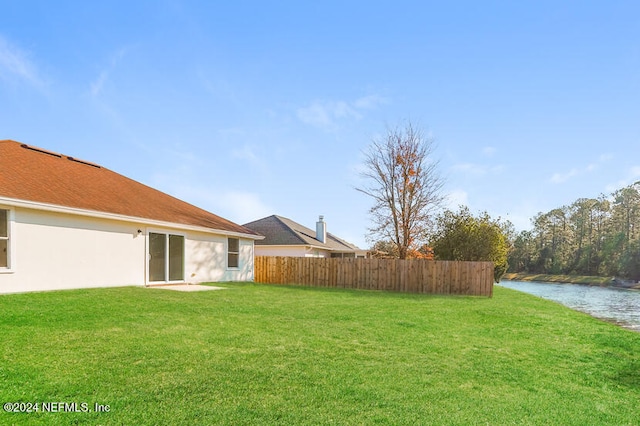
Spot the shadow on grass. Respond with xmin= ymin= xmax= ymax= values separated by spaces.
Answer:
xmin=223 ymin=281 xmax=490 ymax=301
xmin=613 ymin=360 xmax=640 ymax=389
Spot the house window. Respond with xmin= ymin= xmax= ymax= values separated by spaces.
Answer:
xmin=0 ymin=209 xmax=9 ymax=269
xmin=228 ymin=238 xmax=239 ymax=268
xmin=331 ymin=252 xmax=355 ymax=258
xmin=149 ymin=232 xmax=185 ymax=282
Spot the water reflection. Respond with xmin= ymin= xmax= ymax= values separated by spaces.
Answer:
xmin=499 ymin=281 xmax=640 ymax=332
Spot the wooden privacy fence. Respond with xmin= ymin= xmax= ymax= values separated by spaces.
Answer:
xmin=254 ymin=257 xmax=494 ymax=297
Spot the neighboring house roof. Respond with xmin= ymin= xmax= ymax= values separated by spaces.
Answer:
xmin=0 ymin=140 xmax=260 ymax=237
xmin=243 ymin=215 xmax=363 ymax=252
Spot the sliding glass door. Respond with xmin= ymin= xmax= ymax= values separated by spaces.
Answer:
xmin=149 ymin=232 xmax=184 ymax=283
xmin=168 ymin=234 xmax=184 ymax=281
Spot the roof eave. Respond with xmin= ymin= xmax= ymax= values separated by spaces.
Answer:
xmin=0 ymin=196 xmax=264 ymax=240
xmin=256 ymin=243 xmax=365 ymax=252
xmin=256 ymin=244 xmax=328 ymax=250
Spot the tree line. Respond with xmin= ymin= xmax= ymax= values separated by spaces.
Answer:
xmin=356 ymin=121 xmax=511 ymax=282
xmin=356 ymin=121 xmax=640 ymax=282
xmin=509 ymin=182 xmax=640 ymax=280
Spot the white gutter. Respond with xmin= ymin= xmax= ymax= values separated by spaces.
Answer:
xmin=0 ymin=196 xmax=264 ymax=240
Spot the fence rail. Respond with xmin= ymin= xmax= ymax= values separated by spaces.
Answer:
xmin=254 ymin=257 xmax=494 ymax=297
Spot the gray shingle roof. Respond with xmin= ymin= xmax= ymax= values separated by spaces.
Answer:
xmin=243 ymin=215 xmax=363 ymax=252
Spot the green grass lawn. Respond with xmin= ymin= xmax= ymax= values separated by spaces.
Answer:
xmin=1 ymin=283 xmax=639 ymax=425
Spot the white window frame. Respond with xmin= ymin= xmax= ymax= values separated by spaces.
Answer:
xmin=227 ymin=237 xmax=240 ymax=269
xmin=0 ymin=207 xmax=15 ymax=274
xmin=146 ymin=229 xmax=186 ymax=284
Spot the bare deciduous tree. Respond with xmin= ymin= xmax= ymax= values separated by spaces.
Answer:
xmin=357 ymin=122 xmax=445 ymax=259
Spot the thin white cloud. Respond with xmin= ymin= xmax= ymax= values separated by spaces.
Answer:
xmin=297 ymin=101 xmax=360 ymax=128
xmin=586 ymin=153 xmax=613 ymax=172
xmin=605 ymin=165 xmax=640 ymax=192
xmin=164 ymin=145 xmax=200 ymax=164
xmin=151 ymin=172 xmax=272 ymax=225
xmin=231 ymin=145 xmax=259 ymax=163
xmin=224 ymin=191 xmax=273 ymax=224
xmin=297 ymin=94 xmax=387 ymax=130
xmin=0 ymin=35 xmax=45 ymax=88
xmin=89 ymin=47 xmax=128 ymax=97
xmin=231 ymin=144 xmax=269 ymax=173
xmin=453 ymin=163 xmax=483 ymax=174
xmin=550 ymin=168 xmax=579 ymax=183
xmin=452 ymin=162 xmax=504 ymax=176
xmin=191 ymin=187 xmax=272 ymax=224
xmin=549 ymin=154 xmax=613 ymax=184
xmin=297 ymin=103 xmax=328 ymax=127
xmin=451 ymin=146 xmax=503 ymax=177
xmin=90 ymin=70 xmax=109 ymax=97
xmin=353 ymin=94 xmax=388 ymax=109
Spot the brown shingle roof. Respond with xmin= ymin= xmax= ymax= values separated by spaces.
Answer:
xmin=0 ymin=140 xmax=259 ymax=236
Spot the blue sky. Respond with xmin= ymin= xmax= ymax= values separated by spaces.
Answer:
xmin=1 ymin=1 xmax=639 ymax=249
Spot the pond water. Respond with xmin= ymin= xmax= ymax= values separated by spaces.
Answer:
xmin=498 ymin=280 xmax=640 ymax=333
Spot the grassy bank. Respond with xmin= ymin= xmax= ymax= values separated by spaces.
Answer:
xmin=502 ymin=272 xmax=615 ymax=286
xmin=1 ymin=283 xmax=639 ymax=425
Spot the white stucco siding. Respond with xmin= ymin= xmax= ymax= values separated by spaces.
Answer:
xmin=0 ymin=207 xmax=256 ymax=294
xmin=185 ymin=233 xmax=254 ymax=282
xmin=306 ymin=249 xmax=330 ymax=258
xmin=1 ymin=207 xmax=146 ymax=293
xmin=254 ymin=246 xmax=330 ymax=258
xmin=237 ymin=239 xmax=255 ymax=281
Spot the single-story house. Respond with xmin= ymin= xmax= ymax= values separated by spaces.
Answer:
xmin=243 ymin=215 xmax=367 ymax=258
xmin=0 ymin=140 xmax=262 ymax=294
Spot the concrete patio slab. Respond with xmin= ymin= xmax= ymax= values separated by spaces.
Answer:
xmin=148 ymin=284 xmax=226 ymax=292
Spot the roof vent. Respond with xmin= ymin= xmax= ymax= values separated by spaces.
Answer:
xmin=20 ymin=144 xmax=62 ymax=158
xmin=67 ymin=156 xmax=101 ymax=168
